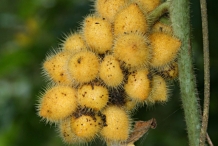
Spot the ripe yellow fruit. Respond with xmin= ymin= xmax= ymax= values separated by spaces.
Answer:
xmin=77 ymin=83 xmax=109 ymax=110
xmin=58 ymin=118 xmax=79 ymax=144
xmin=38 ymin=85 xmax=77 ymax=122
xmin=62 ymin=32 xmax=86 ymax=52
xmin=101 ymin=106 xmax=130 ymax=141
xmin=68 ymin=51 xmax=99 ymax=84
xmin=113 ymin=33 xmax=150 ymax=69
xmin=95 ymin=0 xmax=127 ymax=22
xmin=83 ymin=15 xmax=113 ymax=54
xmin=125 ymin=97 xmax=138 ymax=111
xmin=149 ymin=32 xmax=181 ymax=68
xmin=133 ymin=0 xmax=161 ymax=13
xmin=43 ymin=50 xmax=72 ymax=85
xmin=71 ymin=114 xmax=102 ymax=141
xmin=150 ymin=75 xmax=168 ymax=102
xmin=124 ymin=69 xmax=151 ymax=102
xmin=114 ymin=3 xmax=148 ymax=36
xmin=99 ymin=55 xmax=124 ymax=87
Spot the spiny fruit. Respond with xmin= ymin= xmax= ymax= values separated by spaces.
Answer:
xmin=71 ymin=113 xmax=103 ymax=141
xmin=62 ymin=32 xmax=86 ymax=52
xmin=68 ymin=51 xmax=99 ymax=84
xmin=133 ymin=0 xmax=161 ymax=13
xmin=114 ymin=3 xmax=148 ymax=36
xmin=152 ymin=21 xmax=173 ymax=35
xmin=83 ymin=15 xmax=113 ymax=54
xmin=101 ymin=106 xmax=130 ymax=142
xmin=150 ymin=75 xmax=168 ymax=103
xmin=43 ymin=50 xmax=72 ymax=85
xmin=149 ymin=32 xmax=181 ymax=68
xmin=38 ymin=85 xmax=77 ymax=122
xmin=156 ymin=62 xmax=179 ymax=80
xmin=113 ymin=32 xmax=150 ymax=69
xmin=77 ymin=83 xmax=109 ymax=111
xmin=99 ymin=55 xmax=124 ymax=87
xmin=124 ymin=68 xmax=151 ymax=102
xmin=58 ymin=118 xmax=79 ymax=144
xmin=95 ymin=0 xmax=127 ymax=22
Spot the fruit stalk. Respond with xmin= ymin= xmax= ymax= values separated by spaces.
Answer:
xmin=170 ymin=0 xmax=201 ymax=146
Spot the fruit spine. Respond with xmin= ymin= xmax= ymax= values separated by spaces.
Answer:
xmin=37 ymin=0 xmax=181 ymax=145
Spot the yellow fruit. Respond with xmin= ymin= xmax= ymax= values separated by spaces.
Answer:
xmin=38 ymin=85 xmax=77 ymax=122
xmin=149 ymin=32 xmax=181 ymax=68
xmin=62 ymin=32 xmax=86 ymax=52
xmin=114 ymin=3 xmax=148 ymax=36
xmin=58 ymin=118 xmax=79 ymax=144
xmin=43 ymin=50 xmax=72 ymax=85
xmin=71 ymin=114 xmax=102 ymax=141
xmin=83 ymin=15 xmax=113 ymax=54
xmin=133 ymin=0 xmax=161 ymax=13
xmin=101 ymin=106 xmax=130 ymax=141
xmin=77 ymin=83 xmax=109 ymax=110
xmin=156 ymin=62 xmax=179 ymax=79
xmin=95 ymin=0 xmax=128 ymax=22
xmin=124 ymin=69 xmax=151 ymax=102
xmin=125 ymin=97 xmax=138 ymax=111
xmin=150 ymin=75 xmax=168 ymax=102
xmin=99 ymin=55 xmax=124 ymax=87
xmin=113 ymin=33 xmax=150 ymax=69
xmin=68 ymin=51 xmax=99 ymax=84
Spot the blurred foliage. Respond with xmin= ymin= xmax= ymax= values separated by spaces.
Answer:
xmin=0 ymin=0 xmax=217 ymax=146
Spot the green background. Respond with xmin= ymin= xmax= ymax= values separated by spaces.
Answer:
xmin=0 ymin=0 xmax=217 ymax=145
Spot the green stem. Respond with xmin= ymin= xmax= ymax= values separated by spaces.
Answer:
xmin=170 ymin=0 xmax=201 ymax=146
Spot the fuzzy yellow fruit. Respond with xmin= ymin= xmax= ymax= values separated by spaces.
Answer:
xmin=113 ymin=33 xmax=150 ymax=69
xmin=149 ymin=32 xmax=181 ymax=68
xmin=124 ymin=69 xmax=151 ymax=102
xmin=58 ymin=118 xmax=79 ymax=144
xmin=95 ymin=0 xmax=127 ymax=22
xmin=71 ymin=114 xmax=102 ymax=141
xmin=101 ymin=106 xmax=130 ymax=141
xmin=38 ymin=85 xmax=77 ymax=122
xmin=83 ymin=15 xmax=113 ymax=54
xmin=133 ymin=0 xmax=161 ymax=13
xmin=62 ymin=32 xmax=86 ymax=52
xmin=77 ymin=84 xmax=109 ymax=110
xmin=125 ymin=97 xmax=138 ymax=111
xmin=150 ymin=75 xmax=168 ymax=102
xmin=114 ymin=3 xmax=148 ymax=36
xmin=157 ymin=62 xmax=178 ymax=79
xmin=43 ymin=51 xmax=72 ymax=85
xmin=99 ymin=55 xmax=124 ymax=87
xmin=68 ymin=51 xmax=99 ymax=84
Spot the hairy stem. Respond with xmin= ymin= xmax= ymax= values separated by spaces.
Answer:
xmin=199 ymin=0 xmax=210 ymax=145
xmin=170 ymin=0 xmax=201 ymax=146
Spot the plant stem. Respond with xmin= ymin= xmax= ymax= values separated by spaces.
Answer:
xmin=170 ymin=0 xmax=201 ymax=146
xmin=199 ymin=0 xmax=210 ymax=145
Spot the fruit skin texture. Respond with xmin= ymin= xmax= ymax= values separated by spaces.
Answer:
xmin=114 ymin=3 xmax=148 ymax=36
xmin=101 ymin=106 xmax=130 ymax=142
xmin=95 ymin=0 xmax=127 ymax=22
xmin=124 ymin=69 xmax=151 ymax=102
xmin=149 ymin=32 xmax=181 ymax=68
xmin=62 ymin=32 xmax=86 ymax=52
xmin=43 ymin=51 xmax=72 ymax=85
xmin=77 ymin=84 xmax=109 ymax=110
xmin=38 ymin=85 xmax=77 ymax=122
xmin=68 ymin=51 xmax=99 ymax=84
xmin=133 ymin=0 xmax=161 ymax=13
xmin=113 ymin=33 xmax=150 ymax=69
xmin=58 ymin=118 xmax=78 ymax=144
xmin=150 ymin=75 xmax=168 ymax=102
xmin=99 ymin=55 xmax=124 ymax=87
xmin=71 ymin=114 xmax=102 ymax=141
xmin=83 ymin=15 xmax=113 ymax=54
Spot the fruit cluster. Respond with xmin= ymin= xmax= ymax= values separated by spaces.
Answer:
xmin=37 ymin=0 xmax=181 ymax=145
